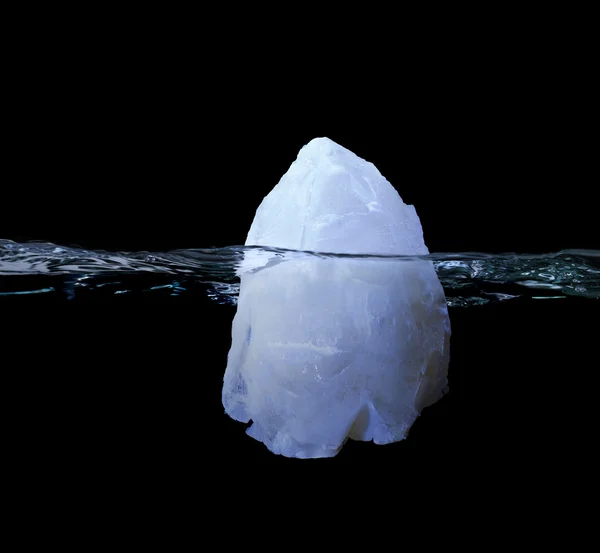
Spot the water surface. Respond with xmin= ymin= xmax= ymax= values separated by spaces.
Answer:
xmin=1 ymin=239 xmax=598 ymax=307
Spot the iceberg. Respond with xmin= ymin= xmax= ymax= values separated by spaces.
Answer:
xmin=223 ymin=137 xmax=451 ymax=458
xmin=245 ymin=137 xmax=429 ymax=255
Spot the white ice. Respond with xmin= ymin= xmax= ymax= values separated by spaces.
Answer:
xmin=245 ymin=137 xmax=429 ymax=256
xmin=222 ymin=137 xmax=451 ymax=458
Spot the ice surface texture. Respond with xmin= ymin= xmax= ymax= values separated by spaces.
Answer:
xmin=222 ymin=137 xmax=451 ymax=458
xmin=246 ymin=137 xmax=429 ymax=255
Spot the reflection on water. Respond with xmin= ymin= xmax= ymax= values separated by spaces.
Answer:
xmin=1 ymin=239 xmax=599 ymax=306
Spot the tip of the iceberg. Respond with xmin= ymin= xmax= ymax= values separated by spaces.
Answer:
xmin=300 ymin=136 xmax=346 ymax=158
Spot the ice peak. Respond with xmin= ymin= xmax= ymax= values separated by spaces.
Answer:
xmin=302 ymin=136 xmax=340 ymax=151
xmin=247 ymin=137 xmax=428 ymax=255
xmin=298 ymin=137 xmax=350 ymax=162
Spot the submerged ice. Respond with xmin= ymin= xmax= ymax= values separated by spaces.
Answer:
xmin=222 ymin=137 xmax=451 ymax=458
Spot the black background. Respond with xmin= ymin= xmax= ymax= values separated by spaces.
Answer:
xmin=2 ymin=19 xmax=596 ymax=254
xmin=2 ymin=18 xmax=598 ymax=479
xmin=4 ymin=94 xmax=596 ymax=254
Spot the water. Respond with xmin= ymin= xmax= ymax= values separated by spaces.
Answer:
xmin=2 ymin=238 xmax=599 ymax=306
xmin=3 ymin=238 xmax=599 ymax=465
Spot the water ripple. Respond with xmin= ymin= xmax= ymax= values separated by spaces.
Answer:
xmin=1 ymin=239 xmax=599 ymax=306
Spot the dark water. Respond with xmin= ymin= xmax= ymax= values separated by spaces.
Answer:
xmin=2 ymin=238 xmax=599 ymax=469
xmin=2 ymin=239 xmax=599 ymax=305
